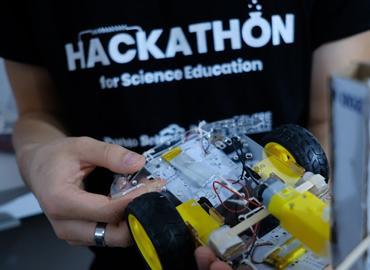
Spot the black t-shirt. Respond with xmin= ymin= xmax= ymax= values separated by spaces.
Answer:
xmin=1 ymin=0 xmax=370 ymax=151
xmin=1 ymin=0 xmax=370 ymax=268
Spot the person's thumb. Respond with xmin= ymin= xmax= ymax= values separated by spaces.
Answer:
xmin=73 ymin=137 xmax=145 ymax=174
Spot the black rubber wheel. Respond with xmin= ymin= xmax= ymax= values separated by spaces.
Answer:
xmin=262 ymin=124 xmax=329 ymax=181
xmin=126 ymin=192 xmax=196 ymax=270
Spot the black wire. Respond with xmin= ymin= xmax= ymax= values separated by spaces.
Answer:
xmin=245 ymin=235 xmax=258 ymax=259
xmin=231 ymin=137 xmax=260 ymax=185
xmin=250 ymin=242 xmax=274 ymax=264
xmin=245 ymin=167 xmax=261 ymax=185
xmin=231 ymin=137 xmax=246 ymax=179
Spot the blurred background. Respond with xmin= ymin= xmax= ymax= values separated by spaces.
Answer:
xmin=0 ymin=58 xmax=93 ymax=270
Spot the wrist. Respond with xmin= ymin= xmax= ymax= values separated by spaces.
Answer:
xmin=15 ymin=142 xmax=42 ymax=189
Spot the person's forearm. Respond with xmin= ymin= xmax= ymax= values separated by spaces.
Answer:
xmin=5 ymin=60 xmax=67 ymax=159
xmin=14 ymin=112 xmax=66 ymax=147
xmin=12 ymin=112 xmax=67 ymax=186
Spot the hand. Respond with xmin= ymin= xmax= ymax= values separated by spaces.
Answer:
xmin=195 ymin=246 xmax=232 ymax=270
xmin=20 ymin=136 xmax=165 ymax=247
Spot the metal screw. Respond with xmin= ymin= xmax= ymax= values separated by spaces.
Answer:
xmin=245 ymin=153 xmax=253 ymax=159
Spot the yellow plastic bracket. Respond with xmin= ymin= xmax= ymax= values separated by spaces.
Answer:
xmin=176 ymin=200 xmax=222 ymax=245
xmin=253 ymin=142 xmax=305 ymax=185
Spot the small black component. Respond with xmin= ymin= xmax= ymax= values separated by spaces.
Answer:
xmin=254 ymin=183 xmax=268 ymax=202
xmin=224 ymin=137 xmax=233 ymax=146
xmin=231 ymin=136 xmax=242 ymax=147
xmin=198 ymin=196 xmax=214 ymax=212
xmin=245 ymin=152 xmax=253 ymax=160
xmin=223 ymin=145 xmax=236 ymax=154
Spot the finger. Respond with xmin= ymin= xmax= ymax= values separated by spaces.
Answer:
xmin=195 ymin=247 xmax=232 ymax=270
xmin=195 ymin=246 xmax=218 ymax=270
xmin=105 ymin=221 xmax=133 ymax=247
xmin=55 ymin=179 xmax=166 ymax=223
xmin=53 ymin=219 xmax=132 ymax=247
xmin=66 ymin=240 xmax=87 ymax=246
xmin=110 ymin=178 xmax=166 ymax=199
xmin=210 ymin=261 xmax=233 ymax=270
xmin=73 ymin=137 xmax=145 ymax=174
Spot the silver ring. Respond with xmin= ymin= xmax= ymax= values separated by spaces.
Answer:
xmin=94 ymin=222 xmax=107 ymax=247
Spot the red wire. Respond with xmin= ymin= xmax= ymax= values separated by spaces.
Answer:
xmin=213 ymin=180 xmax=241 ymax=196
xmin=246 ymin=222 xmax=260 ymax=250
xmin=212 ymin=180 xmax=261 ymax=212
xmin=212 ymin=180 xmax=262 ymax=213
xmin=212 ymin=181 xmax=249 ymax=213
xmin=212 ymin=180 xmax=262 ymax=250
xmin=227 ymin=179 xmax=262 ymax=207
xmin=247 ymin=198 xmax=261 ymax=208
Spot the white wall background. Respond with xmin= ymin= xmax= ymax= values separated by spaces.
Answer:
xmin=0 ymin=58 xmax=17 ymax=134
xmin=0 ymin=58 xmax=40 ymax=221
xmin=0 ymin=58 xmax=23 ymax=191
